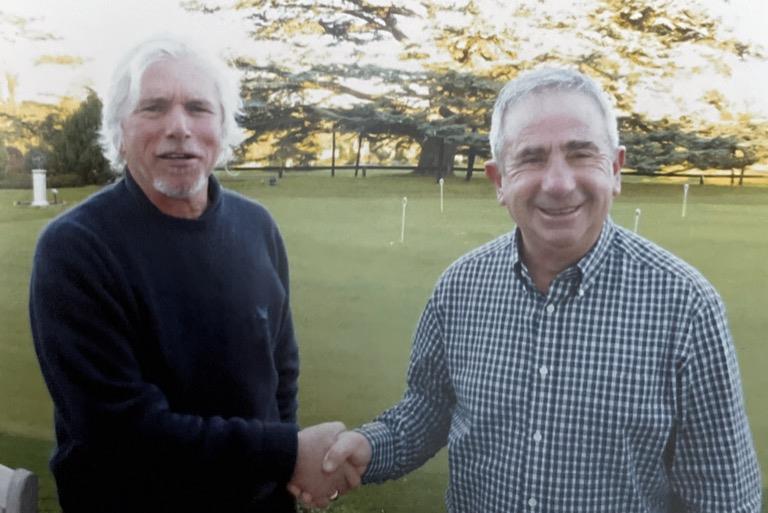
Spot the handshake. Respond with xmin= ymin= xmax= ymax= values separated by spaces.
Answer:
xmin=287 ymin=421 xmax=372 ymax=509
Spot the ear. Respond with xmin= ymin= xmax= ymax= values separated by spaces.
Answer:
xmin=612 ymin=146 xmax=625 ymax=196
xmin=484 ymin=160 xmax=504 ymax=203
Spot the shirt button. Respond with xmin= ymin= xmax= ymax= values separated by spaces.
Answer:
xmin=545 ymin=304 xmax=555 ymax=314
xmin=578 ymin=288 xmax=584 ymax=297
xmin=528 ymin=497 xmax=538 ymax=507
xmin=533 ymin=430 xmax=542 ymax=442
xmin=539 ymin=366 xmax=549 ymax=377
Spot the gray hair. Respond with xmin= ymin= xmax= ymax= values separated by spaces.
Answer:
xmin=488 ymin=68 xmax=619 ymax=161
xmin=99 ymin=35 xmax=245 ymax=171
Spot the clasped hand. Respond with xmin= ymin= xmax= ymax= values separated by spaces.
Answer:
xmin=287 ymin=422 xmax=372 ymax=509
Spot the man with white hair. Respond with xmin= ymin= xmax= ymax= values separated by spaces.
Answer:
xmin=29 ymin=36 xmax=351 ymax=512
xmin=316 ymin=68 xmax=762 ymax=512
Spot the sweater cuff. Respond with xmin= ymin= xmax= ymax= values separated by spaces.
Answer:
xmin=259 ymin=422 xmax=299 ymax=483
xmin=355 ymin=421 xmax=394 ymax=483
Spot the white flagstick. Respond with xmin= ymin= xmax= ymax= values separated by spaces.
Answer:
xmin=439 ymin=178 xmax=445 ymax=213
xmin=633 ymin=208 xmax=641 ymax=233
xmin=400 ymin=197 xmax=408 ymax=243
xmin=681 ymin=183 xmax=689 ymax=218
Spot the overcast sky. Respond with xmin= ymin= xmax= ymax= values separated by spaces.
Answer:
xmin=2 ymin=0 xmax=767 ymax=118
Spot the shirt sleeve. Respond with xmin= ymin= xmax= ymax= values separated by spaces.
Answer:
xmin=29 ymin=220 xmax=298 ymax=484
xmin=669 ymin=291 xmax=762 ymax=512
xmin=357 ymin=294 xmax=455 ymax=483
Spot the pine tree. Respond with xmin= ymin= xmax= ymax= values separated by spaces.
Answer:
xmin=49 ymin=90 xmax=111 ymax=185
xmin=189 ymin=0 xmax=763 ymax=177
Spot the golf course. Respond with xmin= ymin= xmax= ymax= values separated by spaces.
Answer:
xmin=1 ymin=171 xmax=765 ymax=512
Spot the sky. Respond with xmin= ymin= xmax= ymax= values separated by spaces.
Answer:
xmin=0 ymin=0 xmax=253 ymax=103
xmin=1 ymin=0 xmax=768 ymax=119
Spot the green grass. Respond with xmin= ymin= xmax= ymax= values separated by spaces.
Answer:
xmin=1 ymin=172 xmax=765 ymax=511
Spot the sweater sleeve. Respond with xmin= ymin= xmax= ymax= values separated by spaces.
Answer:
xmin=29 ymin=219 xmax=298 ymax=484
xmin=271 ymin=227 xmax=299 ymax=425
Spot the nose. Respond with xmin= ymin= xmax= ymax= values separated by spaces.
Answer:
xmin=540 ymin=154 xmax=575 ymax=196
xmin=164 ymin=105 xmax=191 ymax=139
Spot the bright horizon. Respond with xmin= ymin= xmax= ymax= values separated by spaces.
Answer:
xmin=1 ymin=0 xmax=767 ymax=121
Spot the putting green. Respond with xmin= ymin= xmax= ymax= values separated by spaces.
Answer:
xmin=1 ymin=173 xmax=765 ymax=512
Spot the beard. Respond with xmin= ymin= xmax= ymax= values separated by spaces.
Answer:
xmin=153 ymin=172 xmax=208 ymax=199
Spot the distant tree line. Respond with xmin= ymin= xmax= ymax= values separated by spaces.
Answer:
xmin=0 ymin=82 xmax=760 ymax=188
xmin=195 ymin=0 xmax=766 ymax=179
xmin=0 ymin=90 xmax=111 ymax=187
xmin=1 ymin=0 xmax=766 ymax=186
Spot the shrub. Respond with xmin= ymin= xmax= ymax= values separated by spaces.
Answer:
xmin=0 ymin=174 xmax=32 ymax=189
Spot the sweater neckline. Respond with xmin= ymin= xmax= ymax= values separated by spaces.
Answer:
xmin=122 ymin=168 xmax=223 ymax=228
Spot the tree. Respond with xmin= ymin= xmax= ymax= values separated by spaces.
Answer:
xmin=685 ymin=135 xmax=756 ymax=183
xmin=0 ymin=90 xmax=78 ymax=164
xmin=621 ymin=115 xmax=691 ymax=174
xmin=237 ymin=61 xmax=494 ymax=174
xmin=0 ymin=135 xmax=8 ymax=178
xmin=5 ymin=146 xmax=24 ymax=175
xmin=189 ymin=0 xmax=762 ymax=178
xmin=47 ymin=90 xmax=111 ymax=185
xmin=621 ymin=113 xmax=757 ymax=176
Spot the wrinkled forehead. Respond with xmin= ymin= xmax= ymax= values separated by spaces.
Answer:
xmin=501 ymin=90 xmax=611 ymax=153
xmin=138 ymin=57 xmax=220 ymax=102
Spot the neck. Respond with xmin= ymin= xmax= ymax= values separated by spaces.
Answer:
xmin=148 ymin=188 xmax=209 ymax=219
xmin=129 ymin=169 xmax=209 ymax=219
xmin=520 ymin=240 xmax=587 ymax=295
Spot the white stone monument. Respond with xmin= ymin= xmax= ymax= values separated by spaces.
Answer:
xmin=31 ymin=169 xmax=49 ymax=207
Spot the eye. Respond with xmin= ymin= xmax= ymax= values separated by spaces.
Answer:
xmin=188 ymin=102 xmax=214 ymax=114
xmin=518 ymin=156 xmax=545 ymax=165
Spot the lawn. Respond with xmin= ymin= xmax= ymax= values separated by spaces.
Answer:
xmin=0 ymin=172 xmax=765 ymax=512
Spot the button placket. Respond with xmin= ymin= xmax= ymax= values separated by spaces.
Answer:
xmin=527 ymin=297 xmax=553 ymax=511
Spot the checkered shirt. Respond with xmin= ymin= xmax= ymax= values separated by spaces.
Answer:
xmin=358 ymin=219 xmax=762 ymax=513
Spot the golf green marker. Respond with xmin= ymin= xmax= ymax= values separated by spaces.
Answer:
xmin=634 ymin=207 xmax=641 ymax=233
xmin=439 ymin=178 xmax=445 ymax=213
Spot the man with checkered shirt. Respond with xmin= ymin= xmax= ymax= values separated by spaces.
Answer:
xmin=298 ymin=68 xmax=763 ymax=512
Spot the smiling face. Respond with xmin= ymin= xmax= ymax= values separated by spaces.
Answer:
xmin=486 ymin=90 xmax=624 ymax=265
xmin=121 ymin=57 xmax=222 ymax=209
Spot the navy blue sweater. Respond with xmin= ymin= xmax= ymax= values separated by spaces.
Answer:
xmin=29 ymin=171 xmax=299 ymax=512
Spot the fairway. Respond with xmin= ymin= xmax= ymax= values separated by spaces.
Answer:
xmin=0 ymin=173 xmax=765 ymax=512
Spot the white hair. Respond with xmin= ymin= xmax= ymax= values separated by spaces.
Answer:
xmin=99 ymin=35 xmax=245 ymax=171
xmin=488 ymin=67 xmax=619 ymax=161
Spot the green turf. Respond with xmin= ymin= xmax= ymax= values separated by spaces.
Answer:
xmin=0 ymin=172 xmax=765 ymax=511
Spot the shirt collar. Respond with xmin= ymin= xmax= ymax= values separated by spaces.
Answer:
xmin=510 ymin=218 xmax=616 ymax=297
xmin=575 ymin=218 xmax=615 ymax=295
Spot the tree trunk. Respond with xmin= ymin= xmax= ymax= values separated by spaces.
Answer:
xmin=414 ymin=136 xmax=457 ymax=178
xmin=465 ymin=147 xmax=477 ymax=181
xmin=354 ymin=133 xmax=364 ymax=177
xmin=331 ymin=126 xmax=336 ymax=177
xmin=739 ymin=167 xmax=745 ymax=186
xmin=465 ymin=127 xmax=478 ymax=181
